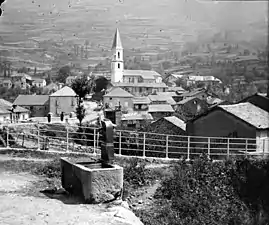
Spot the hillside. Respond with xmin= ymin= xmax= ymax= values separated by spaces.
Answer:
xmin=0 ymin=0 xmax=267 ymax=70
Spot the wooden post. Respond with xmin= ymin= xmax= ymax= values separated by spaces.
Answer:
xmin=93 ymin=128 xmax=96 ymax=155
xmin=143 ymin=132 xmax=146 ymax=158
xmin=227 ymin=138 xmax=230 ymax=159
xmin=207 ymin=137 xmax=210 ymax=159
xmin=245 ymin=139 xmax=248 ymax=158
xmin=66 ymin=126 xmax=69 ymax=152
xmin=6 ymin=125 xmax=9 ymax=148
xmin=165 ymin=135 xmax=169 ymax=159
xmin=187 ymin=136 xmax=190 ymax=160
xmin=119 ymin=131 xmax=122 ymax=156
xmin=37 ymin=123 xmax=40 ymax=150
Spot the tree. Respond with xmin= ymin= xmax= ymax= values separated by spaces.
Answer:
xmin=95 ymin=76 xmax=109 ymax=92
xmin=71 ymin=75 xmax=95 ymax=126
xmin=57 ymin=65 xmax=71 ymax=83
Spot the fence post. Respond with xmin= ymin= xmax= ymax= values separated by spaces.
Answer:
xmin=66 ymin=126 xmax=69 ymax=152
xmin=207 ymin=137 xmax=210 ymax=159
xmin=187 ymin=136 xmax=190 ymax=161
xmin=245 ymin=139 xmax=248 ymax=158
xmin=37 ymin=122 xmax=40 ymax=150
xmin=6 ymin=125 xmax=9 ymax=148
xmin=227 ymin=138 xmax=230 ymax=159
xmin=119 ymin=131 xmax=122 ymax=156
xmin=143 ymin=132 xmax=146 ymax=158
xmin=93 ymin=128 xmax=96 ymax=155
xmin=165 ymin=135 xmax=169 ymax=159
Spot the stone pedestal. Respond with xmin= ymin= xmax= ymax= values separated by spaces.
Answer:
xmin=61 ymin=157 xmax=123 ymax=203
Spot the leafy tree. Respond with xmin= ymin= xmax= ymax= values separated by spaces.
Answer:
xmin=71 ymin=75 xmax=95 ymax=126
xmin=95 ymin=76 xmax=109 ymax=92
xmin=57 ymin=65 xmax=71 ymax=83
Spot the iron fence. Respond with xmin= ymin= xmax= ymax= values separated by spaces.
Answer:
xmin=0 ymin=122 xmax=268 ymax=160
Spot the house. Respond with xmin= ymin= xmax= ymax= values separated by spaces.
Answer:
xmin=187 ymin=102 xmax=269 ymax=152
xmin=133 ymin=97 xmax=151 ymax=111
xmin=167 ymin=86 xmax=186 ymax=94
xmin=103 ymin=87 xmax=134 ymax=112
xmin=148 ymin=93 xmax=177 ymax=109
xmin=49 ymin=86 xmax=77 ymax=116
xmin=156 ymin=92 xmax=179 ymax=104
xmin=0 ymin=79 xmax=12 ymax=89
xmin=0 ymin=99 xmax=29 ymax=123
xmin=145 ymin=116 xmax=186 ymax=135
xmin=43 ymin=83 xmax=59 ymax=94
xmin=121 ymin=112 xmax=153 ymax=129
xmin=176 ymin=97 xmax=208 ymax=120
xmin=148 ymin=104 xmax=174 ymax=120
xmin=32 ymin=78 xmax=46 ymax=88
xmin=65 ymin=76 xmax=77 ymax=86
xmin=109 ymin=28 xmax=168 ymax=96
xmin=10 ymin=73 xmax=32 ymax=89
xmin=13 ymin=95 xmax=50 ymax=117
xmin=239 ymin=93 xmax=269 ymax=112
xmin=179 ymin=88 xmax=208 ymax=101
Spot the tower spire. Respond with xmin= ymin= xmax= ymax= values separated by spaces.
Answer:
xmin=112 ymin=28 xmax=123 ymax=50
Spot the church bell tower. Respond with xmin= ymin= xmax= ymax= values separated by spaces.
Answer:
xmin=111 ymin=28 xmax=124 ymax=83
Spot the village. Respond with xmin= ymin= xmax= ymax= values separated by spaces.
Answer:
xmin=0 ymin=28 xmax=268 ymax=155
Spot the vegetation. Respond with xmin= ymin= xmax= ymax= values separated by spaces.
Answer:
xmin=135 ymin=155 xmax=269 ymax=225
xmin=71 ymin=75 xmax=94 ymax=126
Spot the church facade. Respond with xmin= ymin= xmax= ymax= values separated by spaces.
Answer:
xmin=110 ymin=29 xmax=168 ymax=96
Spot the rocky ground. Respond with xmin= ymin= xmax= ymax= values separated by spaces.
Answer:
xmin=0 ymin=156 xmax=144 ymax=225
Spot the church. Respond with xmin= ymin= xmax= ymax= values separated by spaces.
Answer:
xmin=109 ymin=28 xmax=168 ymax=96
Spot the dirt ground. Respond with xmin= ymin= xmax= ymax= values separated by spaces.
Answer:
xmin=0 ymin=157 xmax=143 ymax=225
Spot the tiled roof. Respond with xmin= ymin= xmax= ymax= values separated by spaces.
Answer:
xmin=180 ymin=88 xmax=206 ymax=98
xmin=133 ymin=97 xmax=151 ymax=104
xmin=148 ymin=94 xmax=176 ymax=105
xmin=111 ymin=82 xmax=167 ymax=88
xmin=121 ymin=113 xmax=153 ymax=121
xmin=0 ymin=99 xmax=28 ymax=114
xmin=104 ymin=87 xmax=133 ymax=98
xmin=148 ymin=104 xmax=174 ymax=113
xmin=219 ymin=102 xmax=269 ymax=129
xmin=177 ymin=96 xmax=198 ymax=105
xmin=123 ymin=70 xmax=161 ymax=80
xmin=14 ymin=95 xmax=49 ymax=106
xmin=164 ymin=116 xmax=186 ymax=131
xmin=50 ymin=86 xmax=76 ymax=97
xmin=168 ymin=86 xmax=186 ymax=92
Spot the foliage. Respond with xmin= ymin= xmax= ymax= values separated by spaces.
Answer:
xmin=71 ymin=75 xmax=94 ymax=126
xmin=57 ymin=65 xmax=71 ymax=83
xmin=137 ymin=156 xmax=269 ymax=225
xmin=94 ymin=76 xmax=109 ymax=92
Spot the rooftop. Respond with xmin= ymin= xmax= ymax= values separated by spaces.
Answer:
xmin=104 ymin=87 xmax=133 ymax=98
xmin=219 ymin=102 xmax=269 ymax=129
xmin=121 ymin=112 xmax=153 ymax=121
xmin=148 ymin=94 xmax=176 ymax=105
xmin=111 ymin=28 xmax=123 ymax=49
xmin=163 ymin=116 xmax=186 ymax=131
xmin=180 ymin=88 xmax=206 ymax=98
xmin=50 ymin=86 xmax=76 ymax=97
xmin=148 ymin=104 xmax=174 ymax=113
xmin=0 ymin=99 xmax=29 ymax=114
xmin=133 ymin=97 xmax=151 ymax=104
xmin=123 ymin=70 xmax=161 ymax=80
xmin=177 ymin=96 xmax=198 ymax=105
xmin=111 ymin=82 xmax=167 ymax=88
xmin=13 ymin=95 xmax=49 ymax=106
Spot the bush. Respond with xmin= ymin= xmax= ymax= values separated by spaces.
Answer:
xmin=137 ymin=154 xmax=269 ymax=225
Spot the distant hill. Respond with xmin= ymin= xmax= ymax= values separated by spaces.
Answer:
xmin=0 ymin=0 xmax=267 ymax=69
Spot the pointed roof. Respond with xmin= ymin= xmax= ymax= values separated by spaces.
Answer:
xmin=104 ymin=87 xmax=133 ymax=98
xmin=111 ymin=28 xmax=123 ymax=49
xmin=50 ymin=86 xmax=76 ymax=97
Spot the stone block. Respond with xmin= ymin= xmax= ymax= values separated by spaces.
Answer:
xmin=60 ymin=157 xmax=123 ymax=203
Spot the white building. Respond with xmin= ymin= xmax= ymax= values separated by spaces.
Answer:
xmin=110 ymin=29 xmax=168 ymax=96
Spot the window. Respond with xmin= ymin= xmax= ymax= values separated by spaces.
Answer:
xmin=109 ymin=97 xmax=112 ymax=100
xmin=139 ymin=87 xmax=142 ymax=93
xmin=118 ymin=63 xmax=120 ymax=69
xmin=118 ymin=52 xmax=120 ymax=59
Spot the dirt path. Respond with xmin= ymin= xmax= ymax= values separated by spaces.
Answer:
xmin=0 ymin=169 xmax=143 ymax=225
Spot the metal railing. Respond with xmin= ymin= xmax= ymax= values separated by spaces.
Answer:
xmin=0 ymin=122 xmax=269 ymax=160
